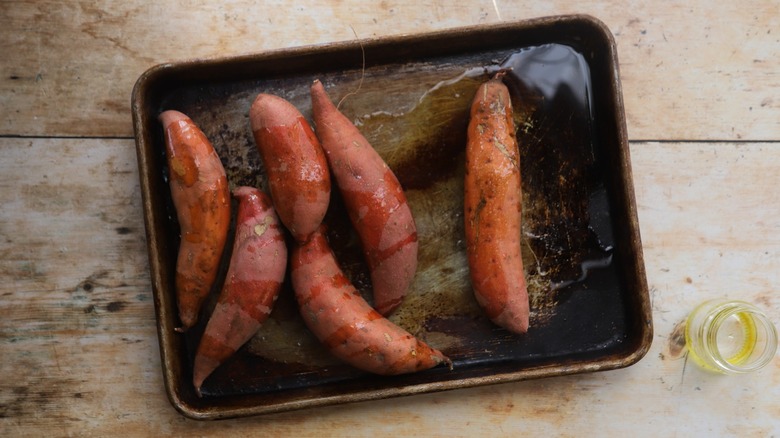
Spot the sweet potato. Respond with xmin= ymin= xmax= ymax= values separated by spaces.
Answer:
xmin=159 ymin=110 xmax=231 ymax=332
xmin=250 ymin=93 xmax=331 ymax=243
xmin=291 ymin=226 xmax=450 ymax=375
xmin=464 ymin=74 xmax=530 ymax=334
xmin=310 ymin=80 xmax=418 ymax=315
xmin=192 ymin=186 xmax=287 ymax=395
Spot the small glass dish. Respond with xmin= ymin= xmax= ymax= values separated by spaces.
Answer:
xmin=685 ymin=299 xmax=778 ymax=374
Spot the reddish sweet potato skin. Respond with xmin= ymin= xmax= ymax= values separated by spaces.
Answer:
xmin=291 ymin=227 xmax=450 ymax=375
xmin=192 ymin=186 xmax=287 ymax=395
xmin=464 ymin=76 xmax=530 ymax=334
xmin=250 ymin=93 xmax=331 ymax=243
xmin=159 ymin=110 xmax=231 ymax=332
xmin=310 ymin=80 xmax=418 ymax=315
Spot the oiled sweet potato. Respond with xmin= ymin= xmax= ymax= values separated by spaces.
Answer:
xmin=192 ymin=186 xmax=287 ymax=395
xmin=250 ymin=93 xmax=331 ymax=243
xmin=464 ymin=74 xmax=530 ymax=334
xmin=159 ymin=110 xmax=231 ymax=332
xmin=310 ymin=80 xmax=418 ymax=315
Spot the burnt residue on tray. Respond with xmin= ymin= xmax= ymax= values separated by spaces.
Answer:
xmin=501 ymin=44 xmax=615 ymax=319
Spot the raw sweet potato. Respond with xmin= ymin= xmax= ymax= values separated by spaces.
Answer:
xmin=159 ymin=110 xmax=231 ymax=332
xmin=192 ymin=186 xmax=287 ymax=395
xmin=464 ymin=74 xmax=530 ymax=334
xmin=310 ymin=80 xmax=418 ymax=315
xmin=250 ymin=93 xmax=331 ymax=243
xmin=291 ymin=226 xmax=450 ymax=375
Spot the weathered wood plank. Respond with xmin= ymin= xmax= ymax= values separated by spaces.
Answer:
xmin=0 ymin=0 xmax=778 ymax=139
xmin=0 ymin=137 xmax=164 ymax=433
xmin=1 ymin=138 xmax=778 ymax=435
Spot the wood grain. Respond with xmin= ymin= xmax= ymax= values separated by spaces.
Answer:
xmin=0 ymin=0 xmax=778 ymax=140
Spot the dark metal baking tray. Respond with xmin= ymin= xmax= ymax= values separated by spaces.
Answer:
xmin=131 ymin=14 xmax=652 ymax=420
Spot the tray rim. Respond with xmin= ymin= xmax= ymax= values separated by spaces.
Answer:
xmin=131 ymin=13 xmax=652 ymax=421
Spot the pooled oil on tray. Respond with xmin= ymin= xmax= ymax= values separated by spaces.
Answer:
xmin=133 ymin=15 xmax=651 ymax=419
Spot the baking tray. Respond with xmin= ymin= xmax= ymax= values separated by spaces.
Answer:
xmin=132 ymin=14 xmax=652 ymax=420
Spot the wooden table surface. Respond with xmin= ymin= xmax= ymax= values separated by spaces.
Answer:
xmin=2 ymin=1 xmax=779 ymax=436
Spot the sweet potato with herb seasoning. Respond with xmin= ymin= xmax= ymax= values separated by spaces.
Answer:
xmin=192 ymin=186 xmax=287 ymax=395
xmin=464 ymin=73 xmax=530 ymax=334
xmin=310 ymin=80 xmax=418 ymax=315
xmin=250 ymin=93 xmax=331 ymax=243
xmin=291 ymin=226 xmax=450 ymax=375
xmin=159 ymin=110 xmax=231 ymax=332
